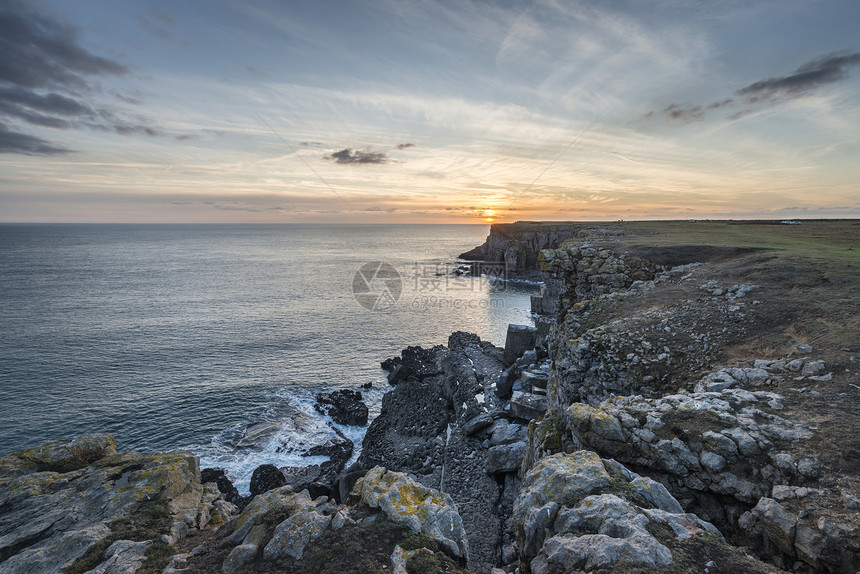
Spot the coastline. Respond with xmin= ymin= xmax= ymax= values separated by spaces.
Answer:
xmin=2 ymin=220 xmax=858 ymax=574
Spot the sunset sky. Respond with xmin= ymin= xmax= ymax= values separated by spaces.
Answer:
xmin=1 ymin=0 xmax=859 ymax=223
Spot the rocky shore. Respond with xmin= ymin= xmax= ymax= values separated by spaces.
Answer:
xmin=2 ymin=220 xmax=858 ymax=574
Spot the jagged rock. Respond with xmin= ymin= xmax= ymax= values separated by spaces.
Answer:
xmin=279 ymin=465 xmax=322 ymax=492
xmin=315 ymin=389 xmax=369 ymax=426
xmin=249 ymin=464 xmax=287 ymax=496
xmin=86 ymin=539 xmax=151 ymax=574
xmin=485 ymin=441 xmax=527 ymax=474
xmin=559 ymin=384 xmax=813 ymax=515
xmin=463 ymin=412 xmax=495 ymax=436
xmin=0 ymin=437 xmax=206 ymax=573
xmin=504 ymin=324 xmax=537 ymax=365
xmin=510 ymin=393 xmax=547 ymax=421
xmin=353 ymin=466 xmax=469 ymax=559
xmin=496 ymin=366 xmax=519 ymax=399
xmin=263 ymin=498 xmax=333 ymax=560
xmin=512 ymin=451 xmax=778 ymax=574
xmin=201 ymin=467 xmax=242 ymax=506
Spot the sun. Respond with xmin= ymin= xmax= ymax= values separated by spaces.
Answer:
xmin=482 ymin=208 xmax=496 ymax=222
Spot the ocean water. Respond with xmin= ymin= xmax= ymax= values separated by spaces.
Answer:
xmin=0 ymin=224 xmax=537 ymax=491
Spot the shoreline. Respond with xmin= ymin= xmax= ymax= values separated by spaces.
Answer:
xmin=2 ymin=220 xmax=858 ymax=573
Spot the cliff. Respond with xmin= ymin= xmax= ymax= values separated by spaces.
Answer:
xmin=458 ymin=222 xmax=582 ymax=272
xmin=2 ymin=220 xmax=857 ymax=574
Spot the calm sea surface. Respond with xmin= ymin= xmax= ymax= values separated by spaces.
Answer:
xmin=0 ymin=224 xmax=537 ymax=490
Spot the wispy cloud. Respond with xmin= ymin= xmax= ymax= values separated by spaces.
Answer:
xmin=648 ymin=50 xmax=860 ymax=124
xmin=737 ymin=51 xmax=860 ymax=102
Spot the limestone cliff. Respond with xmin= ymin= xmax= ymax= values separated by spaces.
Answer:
xmin=458 ymin=222 xmax=581 ymax=272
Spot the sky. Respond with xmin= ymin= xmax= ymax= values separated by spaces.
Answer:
xmin=1 ymin=0 xmax=859 ymax=223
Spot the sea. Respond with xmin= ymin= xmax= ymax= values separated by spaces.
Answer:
xmin=0 ymin=224 xmax=538 ymax=492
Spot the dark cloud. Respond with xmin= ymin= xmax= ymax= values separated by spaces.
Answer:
xmin=325 ymin=148 xmax=389 ymax=164
xmin=0 ymin=1 xmax=179 ymax=154
xmin=175 ymin=134 xmax=199 ymax=141
xmin=662 ymin=103 xmax=704 ymax=123
xmin=645 ymin=50 xmax=860 ymax=127
xmin=396 ymin=143 xmax=415 ymax=149
xmin=0 ymin=3 xmax=126 ymax=89
xmin=0 ymin=122 xmax=70 ymax=155
xmin=737 ymin=52 xmax=860 ymax=102
xmin=706 ymin=99 xmax=733 ymax=110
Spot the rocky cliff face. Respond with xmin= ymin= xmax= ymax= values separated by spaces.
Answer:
xmin=458 ymin=222 xmax=581 ymax=272
xmin=521 ymin=231 xmax=860 ymax=573
xmin=3 ymin=222 xmax=857 ymax=574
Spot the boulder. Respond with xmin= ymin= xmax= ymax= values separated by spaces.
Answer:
xmin=201 ymin=467 xmax=242 ymax=506
xmin=485 ymin=441 xmax=527 ymax=474
xmin=249 ymin=464 xmax=287 ymax=496
xmin=510 ymin=393 xmax=547 ymax=421
xmin=504 ymin=324 xmax=537 ymax=365
xmin=352 ymin=466 xmax=469 ymax=560
xmin=512 ymin=452 xmax=769 ymax=574
xmin=0 ymin=437 xmax=211 ymax=574
xmin=496 ymin=366 xmax=519 ymax=399
xmin=315 ymin=389 xmax=369 ymax=426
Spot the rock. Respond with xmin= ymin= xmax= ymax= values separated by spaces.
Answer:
xmin=249 ymin=464 xmax=287 ymax=496
xmin=303 ymin=427 xmax=354 ymax=488
xmin=801 ymin=360 xmax=825 ymax=376
xmin=462 ymin=412 xmax=495 ymax=436
xmin=279 ymin=465 xmax=322 ymax=492
xmin=504 ymin=324 xmax=537 ymax=365
xmin=263 ymin=499 xmax=332 ymax=560
xmin=747 ymin=498 xmax=798 ymax=556
xmin=496 ymin=366 xmax=519 ymax=399
xmin=315 ymin=389 xmax=369 ymax=426
xmin=86 ymin=539 xmax=151 ymax=574
xmin=201 ymin=468 xmax=242 ymax=506
xmin=352 ymin=466 xmax=469 ymax=559
xmin=0 ymin=438 xmax=201 ymax=573
xmin=510 ymin=393 xmax=548 ymax=421
xmin=485 ymin=441 xmax=527 ymax=474
xmin=796 ymin=343 xmax=814 ymax=353
xmin=0 ymin=433 xmax=117 ymax=475
xmin=515 ymin=452 xmax=733 ymax=574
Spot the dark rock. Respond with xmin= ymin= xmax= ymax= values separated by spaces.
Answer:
xmin=249 ymin=464 xmax=287 ymax=496
xmin=304 ymin=427 xmax=354 ymax=488
xmin=462 ymin=412 xmax=495 ymax=436
xmin=337 ymin=468 xmax=368 ymax=503
xmin=485 ymin=441 xmax=527 ymax=474
xmin=357 ymin=378 xmax=450 ymax=473
xmin=315 ymin=389 xmax=369 ymax=426
xmin=201 ymin=467 xmax=242 ymax=505
xmin=496 ymin=366 xmax=519 ymax=399
xmin=305 ymin=482 xmax=332 ymax=500
xmin=510 ymin=393 xmax=547 ymax=421
xmin=387 ymin=363 xmax=407 ymax=384
xmin=361 ymin=382 xmax=373 ymax=389
xmin=503 ymin=324 xmax=537 ymax=365
xmin=279 ymin=465 xmax=322 ymax=492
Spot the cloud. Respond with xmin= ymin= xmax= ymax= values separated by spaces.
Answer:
xmin=324 ymin=148 xmax=389 ymax=164
xmin=396 ymin=143 xmax=415 ymax=149
xmin=662 ymin=103 xmax=704 ymax=124
xmin=0 ymin=122 xmax=70 ymax=155
xmin=737 ymin=52 xmax=860 ymax=103
xmin=0 ymin=2 xmax=126 ymax=89
xmin=648 ymin=51 xmax=860 ymax=125
xmin=0 ymin=1 xmax=177 ymax=153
